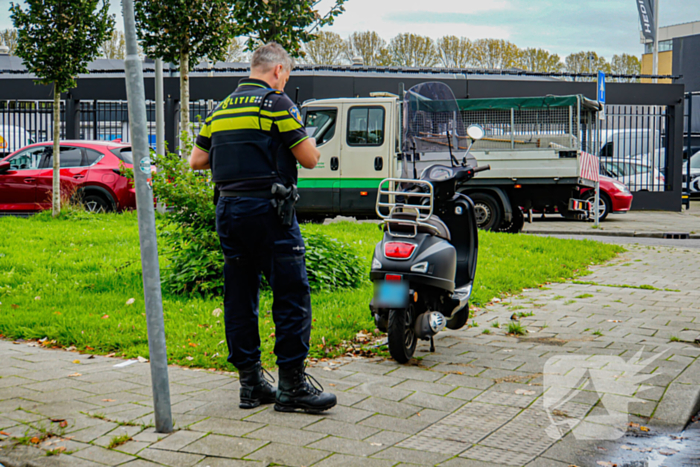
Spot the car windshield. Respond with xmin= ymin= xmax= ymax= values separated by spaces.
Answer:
xmin=110 ymin=148 xmax=133 ymax=164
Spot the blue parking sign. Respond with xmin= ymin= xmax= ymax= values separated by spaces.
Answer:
xmin=597 ymin=71 xmax=606 ymax=120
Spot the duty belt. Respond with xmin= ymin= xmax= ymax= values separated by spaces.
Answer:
xmin=219 ymin=189 xmax=275 ymax=199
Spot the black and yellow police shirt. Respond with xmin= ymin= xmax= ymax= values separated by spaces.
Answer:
xmin=195 ymin=78 xmax=309 ymax=192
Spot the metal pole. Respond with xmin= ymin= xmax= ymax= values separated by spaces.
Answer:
xmin=156 ymin=59 xmax=165 ymax=156
xmin=652 ymin=0 xmax=659 ymax=84
xmin=594 ymin=116 xmax=601 ymax=227
xmin=121 ymin=0 xmax=173 ymax=434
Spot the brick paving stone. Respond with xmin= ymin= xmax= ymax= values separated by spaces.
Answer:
xmin=348 ymin=382 xmax=413 ymax=402
xmin=246 ymin=442 xmax=330 ymax=466
xmin=116 ymin=440 xmax=151 ymax=455
xmin=321 ymin=404 xmax=374 ymax=424
xmin=188 ymin=418 xmax=264 ymax=437
xmin=150 ymin=430 xmax=206 ymax=452
xmin=415 ymin=423 xmax=490 ymax=444
xmin=363 ymin=430 xmax=411 ymax=447
xmin=138 ymin=447 xmax=206 ymax=467
xmin=371 ymin=446 xmax=452 ymax=465
xmin=387 ymin=367 xmax=444 ymax=382
xmin=245 ymin=424 xmax=326 ymax=446
xmin=473 ymin=390 xmax=537 ymax=409
xmin=311 ymin=453 xmax=395 ymax=467
xmin=353 ymin=397 xmax=420 ymax=419
xmin=191 ymin=458 xmax=260 ymax=467
xmin=308 ymin=435 xmax=386 ymax=456
xmin=303 ymin=418 xmax=380 ymax=440
xmin=438 ymin=458 xmax=503 ymax=467
xmin=393 ymin=380 xmax=455 ymax=396
xmin=460 ymin=445 xmax=534 ymax=466
xmin=179 ymin=434 xmax=266 ymax=459
xmin=72 ymin=445 xmax=137 ymax=465
xmin=446 ymin=387 xmax=484 ymax=401
xmin=359 ymin=414 xmax=432 ymax=434
xmin=241 ymin=406 xmax=322 ymax=428
xmin=397 ymin=434 xmax=467 ymax=456
xmin=401 ymin=391 xmax=466 ymax=413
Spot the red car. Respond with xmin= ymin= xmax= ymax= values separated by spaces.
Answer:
xmin=0 ymin=140 xmax=135 ymax=213
xmin=579 ymin=175 xmax=633 ymax=221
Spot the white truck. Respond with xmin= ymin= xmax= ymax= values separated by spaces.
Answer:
xmin=297 ymin=90 xmax=602 ymax=232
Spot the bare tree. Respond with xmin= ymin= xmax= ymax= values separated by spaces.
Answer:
xmin=472 ymin=39 xmax=521 ymax=69
xmin=436 ymin=36 xmax=473 ymax=68
xmin=611 ymin=53 xmax=641 ymax=82
xmin=388 ymin=33 xmax=437 ymax=67
xmin=303 ymin=31 xmax=347 ymax=65
xmin=345 ymin=31 xmax=387 ymax=66
xmin=100 ymin=29 xmax=125 ymax=59
xmin=520 ymin=48 xmax=562 ymax=73
xmin=0 ymin=28 xmax=18 ymax=55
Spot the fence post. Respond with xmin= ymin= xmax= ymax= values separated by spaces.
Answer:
xmin=165 ymin=96 xmax=176 ymax=155
xmin=65 ymin=97 xmax=81 ymax=140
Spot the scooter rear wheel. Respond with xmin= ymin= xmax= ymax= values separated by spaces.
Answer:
xmin=387 ymin=305 xmax=417 ymax=363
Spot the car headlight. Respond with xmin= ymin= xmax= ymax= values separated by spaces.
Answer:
xmin=612 ymin=181 xmax=630 ymax=193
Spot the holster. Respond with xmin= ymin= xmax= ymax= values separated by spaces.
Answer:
xmin=271 ymin=183 xmax=300 ymax=227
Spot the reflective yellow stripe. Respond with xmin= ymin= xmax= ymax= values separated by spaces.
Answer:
xmin=211 ymin=115 xmax=273 ymax=132
xmin=213 ymin=107 xmax=260 ymax=118
xmin=289 ymin=136 xmax=309 ymax=148
xmin=275 ymin=117 xmax=303 ymax=132
xmin=260 ymin=110 xmax=290 ymax=118
xmin=199 ymin=124 xmax=212 ymax=138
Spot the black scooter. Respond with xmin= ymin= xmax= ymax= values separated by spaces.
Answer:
xmin=369 ymin=125 xmax=490 ymax=363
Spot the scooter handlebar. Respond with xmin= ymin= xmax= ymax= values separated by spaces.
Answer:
xmin=473 ymin=165 xmax=491 ymax=173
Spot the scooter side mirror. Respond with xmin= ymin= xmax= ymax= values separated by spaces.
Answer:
xmin=467 ymin=124 xmax=485 ymax=141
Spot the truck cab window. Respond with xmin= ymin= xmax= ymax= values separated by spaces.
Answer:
xmin=348 ymin=107 xmax=385 ymax=147
xmin=304 ymin=108 xmax=337 ymax=146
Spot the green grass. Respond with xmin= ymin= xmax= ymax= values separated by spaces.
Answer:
xmin=107 ymin=434 xmax=132 ymax=449
xmin=0 ymin=213 xmax=621 ymax=369
xmin=516 ymin=311 xmax=534 ymax=318
xmin=575 ymin=293 xmax=594 ymax=299
xmin=507 ymin=321 xmax=527 ymax=336
xmin=592 ymin=330 xmax=604 ymax=337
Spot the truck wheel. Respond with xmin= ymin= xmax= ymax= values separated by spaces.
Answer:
xmin=446 ymin=305 xmax=469 ymax=330
xmin=583 ymin=192 xmax=611 ymax=221
xmin=387 ymin=305 xmax=417 ymax=363
xmin=469 ymin=193 xmax=503 ymax=231
xmin=496 ymin=207 xmax=524 ymax=233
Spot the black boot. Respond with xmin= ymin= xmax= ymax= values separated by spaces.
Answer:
xmin=275 ymin=364 xmax=337 ymax=413
xmin=238 ymin=362 xmax=276 ymax=409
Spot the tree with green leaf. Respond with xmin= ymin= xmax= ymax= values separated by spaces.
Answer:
xmin=345 ymin=31 xmax=388 ymax=66
xmin=388 ymin=33 xmax=437 ymax=67
xmin=472 ymin=39 xmax=521 ymax=70
xmin=10 ymin=0 xmax=114 ymax=217
xmin=436 ymin=36 xmax=473 ymax=68
xmin=232 ymin=0 xmax=347 ymax=58
xmin=611 ymin=54 xmax=641 ymax=82
xmin=0 ymin=29 xmax=18 ymax=55
xmin=134 ymin=0 xmax=236 ymax=152
xmin=100 ymin=29 xmax=126 ymax=60
xmin=565 ymin=51 xmax=611 ymax=79
xmin=520 ymin=48 xmax=563 ymax=73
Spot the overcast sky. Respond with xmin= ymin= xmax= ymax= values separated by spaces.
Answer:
xmin=1 ymin=0 xmax=699 ymax=60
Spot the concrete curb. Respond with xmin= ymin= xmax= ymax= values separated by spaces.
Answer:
xmin=652 ymin=358 xmax=700 ymax=431
xmin=526 ymin=229 xmax=700 ymax=239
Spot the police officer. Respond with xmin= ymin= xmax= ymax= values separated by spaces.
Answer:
xmin=189 ymin=43 xmax=336 ymax=413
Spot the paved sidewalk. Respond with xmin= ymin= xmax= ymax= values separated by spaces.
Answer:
xmin=523 ymin=202 xmax=700 ymax=237
xmin=1 ymin=245 xmax=700 ymax=466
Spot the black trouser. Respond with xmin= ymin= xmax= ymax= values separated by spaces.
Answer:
xmin=215 ymin=196 xmax=312 ymax=370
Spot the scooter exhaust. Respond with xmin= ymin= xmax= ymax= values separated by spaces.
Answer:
xmin=414 ymin=311 xmax=447 ymax=339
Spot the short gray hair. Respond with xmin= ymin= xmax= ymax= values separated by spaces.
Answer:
xmin=251 ymin=42 xmax=294 ymax=73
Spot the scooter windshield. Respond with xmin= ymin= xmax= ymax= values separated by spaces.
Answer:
xmin=403 ymin=82 xmax=467 ymax=154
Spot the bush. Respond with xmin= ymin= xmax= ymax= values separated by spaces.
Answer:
xmin=151 ymin=150 xmax=365 ymax=297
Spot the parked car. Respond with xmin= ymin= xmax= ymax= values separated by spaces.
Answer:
xmin=682 ymin=150 xmax=700 ymax=197
xmin=0 ymin=125 xmax=35 ymax=159
xmin=578 ymin=175 xmax=633 ymax=221
xmin=600 ymin=159 xmax=665 ymax=192
xmin=0 ymin=140 xmax=135 ymax=214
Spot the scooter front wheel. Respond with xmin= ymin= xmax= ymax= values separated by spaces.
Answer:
xmin=387 ymin=305 xmax=417 ymax=363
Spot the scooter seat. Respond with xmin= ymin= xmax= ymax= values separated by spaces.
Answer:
xmin=386 ymin=212 xmax=451 ymax=241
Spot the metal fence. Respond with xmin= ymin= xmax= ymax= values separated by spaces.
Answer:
xmin=685 ymin=92 xmax=700 ymax=206
xmin=593 ymin=105 xmax=669 ymax=193
xmin=0 ymin=100 xmax=65 ymax=156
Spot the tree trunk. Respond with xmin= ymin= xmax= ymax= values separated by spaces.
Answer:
xmin=52 ymin=83 xmax=61 ymax=217
xmin=179 ymin=50 xmax=190 ymax=155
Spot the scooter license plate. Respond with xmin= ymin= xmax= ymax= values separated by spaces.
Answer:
xmin=375 ymin=281 xmax=409 ymax=308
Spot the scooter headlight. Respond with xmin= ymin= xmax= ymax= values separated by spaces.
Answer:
xmin=372 ymin=258 xmax=382 ymax=270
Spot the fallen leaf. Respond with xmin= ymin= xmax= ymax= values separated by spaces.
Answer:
xmin=67 ymin=373 xmax=81 ymax=377
xmin=126 ymin=298 xmax=136 ymax=306
xmin=628 ymin=422 xmax=640 ymax=428
xmin=607 ymin=320 xmax=622 ymax=323
xmin=370 ymin=442 xmax=383 ymax=446
xmin=212 ymin=308 xmax=223 ymax=317
xmin=596 ymin=462 xmax=616 ymax=467
xmin=35 ymin=296 xmax=41 ymax=300
xmin=11 ymin=304 xmax=19 ymax=309
xmin=0 ymin=431 xmax=10 ymax=436
xmin=102 ymin=399 xmax=116 ymax=402
xmin=30 ymin=436 xmax=40 ymax=444
xmin=188 ymin=343 xmax=198 ymax=347
xmin=640 ymin=426 xmax=650 ymax=432
xmin=106 ymin=353 xmax=115 ymax=357
xmin=621 ymin=445 xmax=632 ymax=450
xmin=329 ymin=383 xmax=336 ymax=387
xmin=55 ymin=446 xmax=66 ymax=453
xmin=515 ymin=389 xmax=536 ymax=396
xmin=102 ymin=314 xmax=109 ymax=319
xmin=322 ymin=367 xmax=332 ymax=371
xmin=85 ymin=346 xmax=94 ymax=350
xmin=137 ymin=356 xmax=148 ymax=363
xmin=59 ymin=421 xmax=67 ymax=428
xmin=72 ymin=360 xmax=80 ymax=364
xmin=186 ymin=356 xmax=194 ymax=361
xmin=659 ymin=449 xmax=677 ymax=456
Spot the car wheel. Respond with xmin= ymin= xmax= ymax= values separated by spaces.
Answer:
xmin=83 ymin=194 xmax=112 ymax=213
xmin=583 ymin=192 xmax=611 ymax=221
xmin=468 ymin=193 xmax=503 ymax=231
